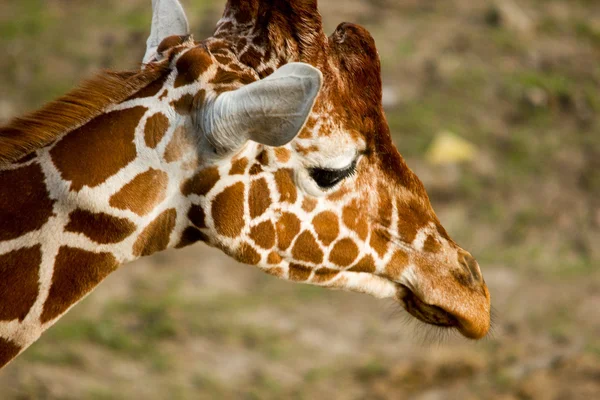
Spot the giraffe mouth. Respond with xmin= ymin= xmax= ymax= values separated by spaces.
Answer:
xmin=397 ymin=285 xmax=459 ymax=330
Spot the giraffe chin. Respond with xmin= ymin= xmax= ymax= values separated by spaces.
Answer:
xmin=397 ymin=285 xmax=486 ymax=340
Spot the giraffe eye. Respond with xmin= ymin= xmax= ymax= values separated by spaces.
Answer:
xmin=309 ymin=159 xmax=357 ymax=189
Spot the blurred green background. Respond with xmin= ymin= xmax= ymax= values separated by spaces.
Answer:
xmin=1 ymin=0 xmax=599 ymax=399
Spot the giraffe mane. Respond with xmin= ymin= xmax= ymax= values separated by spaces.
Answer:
xmin=0 ymin=61 xmax=171 ymax=166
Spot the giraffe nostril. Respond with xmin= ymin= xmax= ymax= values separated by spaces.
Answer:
xmin=458 ymin=251 xmax=483 ymax=283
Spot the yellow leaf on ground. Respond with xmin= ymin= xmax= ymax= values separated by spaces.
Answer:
xmin=426 ymin=131 xmax=477 ymax=165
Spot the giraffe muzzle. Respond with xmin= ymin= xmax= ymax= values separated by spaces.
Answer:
xmin=397 ymin=282 xmax=491 ymax=340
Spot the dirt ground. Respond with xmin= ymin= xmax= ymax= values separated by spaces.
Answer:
xmin=0 ymin=0 xmax=599 ymax=399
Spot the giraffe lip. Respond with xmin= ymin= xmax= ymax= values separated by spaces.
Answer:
xmin=397 ymin=285 xmax=459 ymax=329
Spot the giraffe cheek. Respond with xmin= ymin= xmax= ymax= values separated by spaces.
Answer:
xmin=342 ymin=201 xmax=369 ymax=241
xmin=236 ymin=243 xmax=261 ymax=265
xmin=349 ymin=255 xmax=376 ymax=274
xmin=291 ymin=231 xmax=324 ymax=264
xmin=276 ymin=213 xmax=301 ymax=251
xmin=267 ymin=252 xmax=283 ymax=265
xmin=370 ymin=230 xmax=390 ymax=259
xmin=274 ymin=169 xmax=297 ymax=204
xmin=312 ymin=211 xmax=339 ymax=246
xmin=249 ymin=178 xmax=271 ymax=219
xmin=289 ymin=264 xmax=312 ymax=282
xmin=250 ymin=221 xmax=276 ymax=250
xmin=384 ymin=250 xmax=410 ymax=279
xmin=329 ymin=239 xmax=359 ymax=268
xmin=211 ymin=182 xmax=245 ymax=238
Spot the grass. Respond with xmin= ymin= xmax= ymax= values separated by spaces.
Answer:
xmin=575 ymin=20 xmax=600 ymax=47
xmin=355 ymin=360 xmax=389 ymax=382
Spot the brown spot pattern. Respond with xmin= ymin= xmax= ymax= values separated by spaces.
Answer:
xmin=377 ymin=182 xmax=393 ymax=227
xmin=370 ymin=230 xmax=389 ymax=258
xmin=0 ymin=246 xmax=41 ymax=322
xmin=289 ymin=264 xmax=312 ymax=282
xmin=230 ymin=157 xmax=249 ymax=175
xmin=267 ymin=252 xmax=282 ymax=265
xmin=0 ymin=54 xmax=167 ymax=165
xmin=256 ymin=150 xmax=269 ymax=165
xmin=65 ymin=210 xmax=136 ymax=244
xmin=327 ymin=186 xmax=350 ymax=202
xmin=240 ymin=47 xmax=263 ymax=70
xmin=0 ymin=163 xmax=55 ymax=241
xmin=51 ymin=107 xmax=146 ymax=191
xmin=274 ymin=148 xmax=291 ymax=163
xmin=182 ymin=167 xmax=220 ymax=196
xmin=211 ymin=67 xmax=255 ymax=86
xmin=299 ymin=117 xmax=317 ymax=139
xmin=266 ymin=267 xmax=284 ymax=278
xmin=276 ymin=212 xmax=301 ymax=251
xmin=292 ymin=231 xmax=324 ymax=264
xmin=41 ymin=247 xmax=118 ymax=323
xmin=176 ymin=227 xmax=209 ymax=249
xmin=349 ymin=255 xmax=376 ymax=273
xmin=157 ymin=35 xmax=188 ymax=54
xmin=249 ymin=164 xmax=263 ymax=175
xmin=133 ymin=209 xmax=177 ymax=257
xmin=423 ymin=235 xmax=442 ymax=253
xmin=188 ymin=205 xmax=207 ymax=229
xmin=343 ymin=200 xmax=369 ymax=241
xmin=212 ymin=182 xmax=245 ymax=238
xmin=0 ymin=337 xmax=21 ymax=368
xmin=213 ymin=54 xmax=232 ymax=64
xmin=386 ymin=250 xmax=410 ymax=278
xmin=237 ymin=242 xmax=261 ymax=265
xmin=250 ymin=221 xmax=276 ymax=249
xmin=302 ymin=198 xmax=317 ymax=213
xmin=313 ymin=268 xmax=340 ymax=283
xmin=110 ymin=169 xmax=168 ymax=216
xmin=164 ymin=126 xmax=195 ymax=163
xmin=329 ymin=238 xmax=359 ymax=267
xmin=249 ymin=178 xmax=271 ymax=219
xmin=172 ymin=94 xmax=195 ymax=115
xmin=175 ymin=46 xmax=213 ymax=88
xmin=193 ymin=90 xmax=207 ymax=109
xmin=294 ymin=144 xmax=319 ymax=156
xmin=312 ymin=212 xmax=339 ymax=246
xmin=210 ymin=68 xmax=241 ymax=85
xmin=126 ymin=73 xmax=169 ymax=100
xmin=274 ymin=169 xmax=297 ymax=204
xmin=397 ymin=198 xmax=431 ymax=244
xmin=144 ymin=112 xmax=170 ymax=149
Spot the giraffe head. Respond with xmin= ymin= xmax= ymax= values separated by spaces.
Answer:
xmin=145 ymin=0 xmax=491 ymax=339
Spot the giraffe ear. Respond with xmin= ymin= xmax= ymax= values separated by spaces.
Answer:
xmin=201 ymin=63 xmax=323 ymax=153
xmin=143 ymin=0 xmax=190 ymax=64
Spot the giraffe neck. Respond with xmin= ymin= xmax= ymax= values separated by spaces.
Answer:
xmin=0 ymin=73 xmax=204 ymax=366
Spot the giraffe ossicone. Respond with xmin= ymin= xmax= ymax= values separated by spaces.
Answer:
xmin=0 ymin=0 xmax=491 ymax=369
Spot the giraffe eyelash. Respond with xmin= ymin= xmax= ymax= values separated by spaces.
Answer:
xmin=309 ymin=158 xmax=358 ymax=189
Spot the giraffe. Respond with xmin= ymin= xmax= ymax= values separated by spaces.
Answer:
xmin=0 ymin=0 xmax=491 ymax=369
